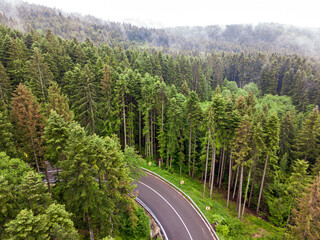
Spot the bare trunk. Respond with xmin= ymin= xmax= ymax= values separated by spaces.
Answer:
xmin=37 ymin=62 xmax=46 ymax=100
xmin=160 ymin=95 xmax=164 ymax=165
xmin=139 ymin=110 xmax=141 ymax=153
xmin=238 ymin=165 xmax=243 ymax=219
xmin=241 ymin=168 xmax=251 ymax=220
xmin=30 ymin=135 xmax=40 ymax=172
xmin=209 ymin=143 xmax=216 ymax=198
xmin=192 ymin=134 xmax=197 ymax=179
xmin=219 ymin=146 xmax=225 ymax=188
xmin=217 ymin=150 xmax=223 ymax=185
xmin=153 ymin=115 xmax=156 ymax=161
xmin=257 ymin=155 xmax=269 ymax=213
xmin=88 ymin=213 xmax=94 ymax=240
xmin=227 ymin=151 xmax=233 ymax=208
xmin=203 ymin=136 xmax=210 ymax=197
xmin=233 ymin=165 xmax=239 ymax=199
xmin=248 ymin=157 xmax=257 ymax=207
xmin=44 ymin=161 xmax=51 ymax=194
xmin=150 ymin=112 xmax=153 ymax=160
xmin=122 ymin=96 xmax=127 ymax=148
xmin=188 ymin=127 xmax=192 ymax=176
xmin=170 ymin=156 xmax=172 ymax=169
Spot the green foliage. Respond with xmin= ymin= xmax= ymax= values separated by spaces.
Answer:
xmin=4 ymin=209 xmax=49 ymax=240
xmin=120 ymin=207 xmax=150 ymax=240
xmin=18 ymin=171 xmax=52 ymax=215
xmin=43 ymin=110 xmax=70 ymax=166
xmin=290 ymin=174 xmax=320 ymax=239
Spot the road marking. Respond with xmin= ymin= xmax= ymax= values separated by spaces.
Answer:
xmin=140 ymin=182 xmax=193 ymax=240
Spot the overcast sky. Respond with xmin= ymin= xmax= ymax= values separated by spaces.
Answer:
xmin=24 ymin=0 xmax=320 ymax=29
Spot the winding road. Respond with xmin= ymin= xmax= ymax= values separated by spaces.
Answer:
xmin=134 ymin=172 xmax=218 ymax=240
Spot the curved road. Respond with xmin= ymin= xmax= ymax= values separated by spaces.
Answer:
xmin=134 ymin=172 xmax=217 ymax=240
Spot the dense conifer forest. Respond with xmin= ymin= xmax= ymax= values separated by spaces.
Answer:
xmin=0 ymin=1 xmax=320 ymax=239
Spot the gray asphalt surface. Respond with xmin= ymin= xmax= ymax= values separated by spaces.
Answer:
xmin=134 ymin=173 xmax=215 ymax=240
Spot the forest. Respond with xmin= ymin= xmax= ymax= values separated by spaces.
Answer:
xmin=1 ymin=0 xmax=320 ymax=55
xmin=0 ymin=1 xmax=320 ymax=240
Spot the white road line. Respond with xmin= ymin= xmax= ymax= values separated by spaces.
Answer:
xmin=140 ymin=182 xmax=193 ymax=240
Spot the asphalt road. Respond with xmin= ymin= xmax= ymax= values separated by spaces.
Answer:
xmin=134 ymin=173 xmax=216 ymax=240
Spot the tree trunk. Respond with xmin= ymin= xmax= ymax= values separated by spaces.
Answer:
xmin=192 ymin=134 xmax=197 ymax=179
xmin=150 ymin=112 xmax=153 ymax=160
xmin=88 ymin=212 xmax=95 ymax=240
xmin=188 ymin=126 xmax=192 ymax=176
xmin=227 ymin=151 xmax=233 ymax=208
xmin=241 ymin=167 xmax=251 ymax=220
xmin=160 ymin=94 xmax=164 ymax=165
xmin=139 ymin=110 xmax=141 ymax=153
xmin=153 ymin=114 xmax=156 ymax=162
xmin=238 ymin=164 xmax=243 ymax=219
xmin=219 ymin=146 xmax=225 ymax=188
xmin=217 ymin=149 xmax=223 ymax=185
xmin=122 ymin=95 xmax=127 ymax=148
xmin=30 ymin=135 xmax=40 ymax=172
xmin=248 ymin=157 xmax=257 ymax=207
xmin=37 ymin=62 xmax=46 ymax=100
xmin=257 ymin=155 xmax=269 ymax=213
xmin=203 ymin=136 xmax=210 ymax=198
xmin=44 ymin=161 xmax=51 ymax=194
xmin=209 ymin=143 xmax=216 ymax=198
xmin=233 ymin=165 xmax=239 ymax=199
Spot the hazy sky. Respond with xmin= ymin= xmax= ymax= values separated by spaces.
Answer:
xmin=24 ymin=0 xmax=320 ymax=28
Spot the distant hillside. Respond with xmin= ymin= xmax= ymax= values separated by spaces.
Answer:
xmin=1 ymin=0 xmax=320 ymax=56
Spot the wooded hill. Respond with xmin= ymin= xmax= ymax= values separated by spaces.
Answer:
xmin=1 ymin=1 xmax=320 ymax=55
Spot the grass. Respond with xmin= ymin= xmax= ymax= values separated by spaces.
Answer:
xmin=138 ymin=160 xmax=285 ymax=240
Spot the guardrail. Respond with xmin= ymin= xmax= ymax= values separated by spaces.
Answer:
xmin=135 ymin=197 xmax=169 ymax=240
xmin=140 ymin=167 xmax=220 ymax=240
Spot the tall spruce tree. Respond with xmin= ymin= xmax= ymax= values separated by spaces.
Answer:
xmin=11 ymin=84 xmax=43 ymax=172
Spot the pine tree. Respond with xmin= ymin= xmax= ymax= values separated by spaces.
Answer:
xmin=295 ymin=106 xmax=320 ymax=165
xmin=0 ymin=63 xmax=11 ymax=107
xmin=186 ymin=91 xmax=202 ymax=176
xmin=43 ymin=110 xmax=70 ymax=168
xmin=0 ymin=104 xmax=16 ymax=157
xmin=72 ymin=64 xmax=98 ymax=134
xmin=257 ymin=113 xmax=280 ymax=213
xmin=291 ymin=174 xmax=320 ymax=239
xmin=18 ymin=171 xmax=52 ymax=215
xmin=231 ymin=116 xmax=253 ymax=219
xmin=11 ymin=84 xmax=44 ymax=172
xmin=5 ymin=209 xmax=49 ymax=239
xmin=279 ymin=111 xmax=296 ymax=169
xmin=25 ymin=48 xmax=53 ymax=101
xmin=46 ymin=81 xmax=73 ymax=123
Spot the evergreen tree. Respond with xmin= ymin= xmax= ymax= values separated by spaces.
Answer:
xmin=43 ymin=110 xmax=70 ymax=168
xmin=46 ymin=81 xmax=73 ymax=122
xmin=0 ymin=63 xmax=11 ymax=107
xmin=18 ymin=171 xmax=52 ymax=215
xmin=11 ymin=84 xmax=43 ymax=172
xmin=72 ymin=64 xmax=98 ymax=134
xmin=279 ymin=111 xmax=295 ymax=163
xmin=291 ymin=174 xmax=320 ymax=239
xmin=295 ymin=106 xmax=320 ymax=166
xmin=25 ymin=48 xmax=53 ymax=101
xmin=257 ymin=113 xmax=280 ymax=213
xmin=186 ymin=91 xmax=202 ymax=176
xmin=0 ymin=105 xmax=16 ymax=157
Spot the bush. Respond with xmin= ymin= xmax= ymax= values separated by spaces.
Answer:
xmin=120 ymin=207 xmax=150 ymax=240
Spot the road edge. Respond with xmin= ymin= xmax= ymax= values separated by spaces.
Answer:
xmin=141 ymin=167 xmax=220 ymax=240
xmin=135 ymin=197 xmax=169 ymax=240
